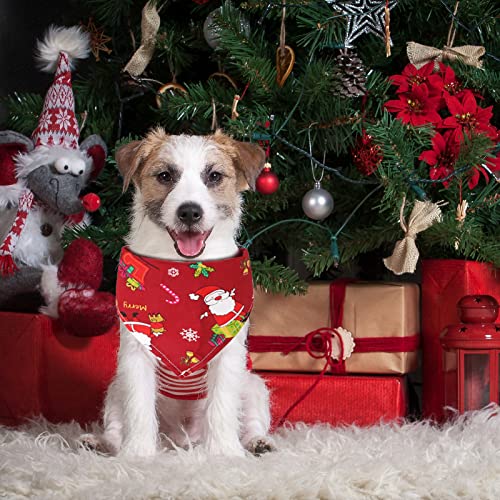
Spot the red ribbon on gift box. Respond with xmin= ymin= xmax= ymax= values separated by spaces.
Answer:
xmin=248 ymin=279 xmax=420 ymax=425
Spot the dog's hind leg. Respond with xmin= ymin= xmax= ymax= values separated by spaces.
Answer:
xmin=203 ymin=335 xmax=247 ymax=457
xmin=240 ymin=371 xmax=275 ymax=455
xmin=111 ymin=329 xmax=159 ymax=457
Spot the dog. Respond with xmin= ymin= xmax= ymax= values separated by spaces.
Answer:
xmin=100 ymin=128 xmax=273 ymax=458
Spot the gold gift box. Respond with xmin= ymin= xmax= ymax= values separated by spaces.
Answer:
xmin=249 ymin=282 xmax=420 ymax=374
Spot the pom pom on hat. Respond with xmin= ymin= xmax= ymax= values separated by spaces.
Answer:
xmin=35 ymin=25 xmax=90 ymax=73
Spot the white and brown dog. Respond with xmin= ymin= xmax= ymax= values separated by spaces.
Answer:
xmin=100 ymin=128 xmax=273 ymax=458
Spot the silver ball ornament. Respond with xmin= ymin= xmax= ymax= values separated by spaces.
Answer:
xmin=203 ymin=7 xmax=251 ymax=49
xmin=302 ymin=181 xmax=334 ymax=220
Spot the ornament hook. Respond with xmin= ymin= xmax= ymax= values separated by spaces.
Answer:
xmin=308 ymin=125 xmax=325 ymax=184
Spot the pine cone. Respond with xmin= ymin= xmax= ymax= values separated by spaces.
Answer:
xmin=332 ymin=48 xmax=367 ymax=98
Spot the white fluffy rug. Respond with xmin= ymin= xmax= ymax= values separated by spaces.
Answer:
xmin=2 ymin=406 xmax=500 ymax=500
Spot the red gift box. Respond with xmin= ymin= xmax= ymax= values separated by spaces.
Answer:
xmin=0 ymin=312 xmax=119 ymax=426
xmin=0 ymin=312 xmax=406 ymax=429
xmin=422 ymin=259 xmax=500 ymax=420
xmin=261 ymin=372 xmax=407 ymax=428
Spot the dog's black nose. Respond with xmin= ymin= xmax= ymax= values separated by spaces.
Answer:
xmin=177 ymin=202 xmax=203 ymax=225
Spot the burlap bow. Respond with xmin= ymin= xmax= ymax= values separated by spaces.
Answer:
xmin=407 ymin=1 xmax=485 ymax=70
xmin=124 ymin=1 xmax=161 ymax=77
xmin=407 ymin=41 xmax=485 ymax=70
xmin=384 ymin=197 xmax=446 ymax=275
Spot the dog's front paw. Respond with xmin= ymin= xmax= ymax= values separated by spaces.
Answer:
xmin=244 ymin=436 xmax=276 ymax=456
xmin=78 ymin=433 xmax=109 ymax=454
xmin=118 ymin=439 xmax=157 ymax=458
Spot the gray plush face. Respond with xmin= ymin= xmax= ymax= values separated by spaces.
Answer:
xmin=27 ymin=165 xmax=84 ymax=215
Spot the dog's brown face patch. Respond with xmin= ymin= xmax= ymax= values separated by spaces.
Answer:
xmin=115 ymin=129 xmax=266 ymax=231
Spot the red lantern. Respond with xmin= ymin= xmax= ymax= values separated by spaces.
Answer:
xmin=440 ymin=295 xmax=500 ymax=416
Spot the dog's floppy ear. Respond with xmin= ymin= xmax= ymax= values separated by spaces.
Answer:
xmin=115 ymin=140 xmax=143 ymax=191
xmin=232 ymin=140 xmax=266 ymax=191
xmin=213 ymin=131 xmax=266 ymax=191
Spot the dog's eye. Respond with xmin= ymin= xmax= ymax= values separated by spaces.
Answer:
xmin=208 ymin=171 xmax=223 ymax=184
xmin=157 ymin=171 xmax=172 ymax=184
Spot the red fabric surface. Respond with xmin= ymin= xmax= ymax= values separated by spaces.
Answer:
xmin=421 ymin=259 xmax=500 ymax=420
xmin=0 ymin=312 xmax=118 ymax=426
xmin=261 ymin=371 xmax=407 ymax=428
xmin=0 ymin=142 xmax=27 ymax=186
xmin=116 ymin=247 xmax=253 ymax=380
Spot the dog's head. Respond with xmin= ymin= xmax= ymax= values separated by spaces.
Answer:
xmin=116 ymin=129 xmax=265 ymax=259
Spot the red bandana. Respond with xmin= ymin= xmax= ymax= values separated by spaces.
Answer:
xmin=116 ymin=247 xmax=253 ymax=400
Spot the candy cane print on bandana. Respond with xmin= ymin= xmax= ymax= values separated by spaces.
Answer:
xmin=159 ymin=283 xmax=180 ymax=304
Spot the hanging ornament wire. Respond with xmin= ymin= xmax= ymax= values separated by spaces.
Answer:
xmin=308 ymin=126 xmax=325 ymax=185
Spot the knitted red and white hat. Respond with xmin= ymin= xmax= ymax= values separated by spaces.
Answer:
xmin=32 ymin=25 xmax=90 ymax=149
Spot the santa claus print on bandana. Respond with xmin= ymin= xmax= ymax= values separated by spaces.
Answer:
xmin=189 ymin=285 xmax=249 ymax=347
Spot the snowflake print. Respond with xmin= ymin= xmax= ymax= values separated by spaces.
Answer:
xmin=180 ymin=328 xmax=199 ymax=343
xmin=55 ymin=109 xmax=73 ymax=131
xmin=38 ymin=113 xmax=52 ymax=131
xmin=168 ymin=267 xmax=179 ymax=277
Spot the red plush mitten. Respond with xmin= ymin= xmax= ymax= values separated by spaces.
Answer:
xmin=40 ymin=238 xmax=118 ymax=336
xmin=58 ymin=288 xmax=117 ymax=337
xmin=58 ymin=238 xmax=103 ymax=289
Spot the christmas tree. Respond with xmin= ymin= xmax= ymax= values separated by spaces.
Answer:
xmin=3 ymin=0 xmax=499 ymax=294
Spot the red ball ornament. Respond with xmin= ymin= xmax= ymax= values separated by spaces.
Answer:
xmin=256 ymin=163 xmax=279 ymax=195
xmin=81 ymin=193 xmax=101 ymax=212
xmin=352 ymin=131 xmax=383 ymax=176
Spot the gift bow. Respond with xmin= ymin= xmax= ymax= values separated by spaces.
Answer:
xmin=123 ymin=1 xmax=161 ymax=77
xmin=276 ymin=328 xmax=347 ymax=427
xmin=407 ymin=41 xmax=485 ymax=70
xmin=384 ymin=197 xmax=446 ymax=275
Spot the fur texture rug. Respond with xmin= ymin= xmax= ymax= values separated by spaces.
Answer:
xmin=2 ymin=406 xmax=500 ymax=500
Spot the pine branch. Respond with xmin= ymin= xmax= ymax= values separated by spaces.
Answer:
xmin=2 ymin=93 xmax=43 ymax=134
xmin=251 ymin=256 xmax=308 ymax=295
xmin=83 ymin=0 xmax=135 ymax=30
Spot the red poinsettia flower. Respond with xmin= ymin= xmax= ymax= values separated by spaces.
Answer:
xmin=437 ymin=63 xmax=466 ymax=100
xmin=419 ymin=131 xmax=460 ymax=187
xmin=467 ymin=165 xmax=491 ymax=190
xmin=385 ymin=85 xmax=442 ymax=126
xmin=484 ymin=154 xmax=500 ymax=180
xmin=390 ymin=62 xmax=442 ymax=95
xmin=442 ymin=91 xmax=495 ymax=139
xmin=465 ymin=154 xmax=500 ymax=190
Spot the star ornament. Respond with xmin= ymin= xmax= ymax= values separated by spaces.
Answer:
xmin=81 ymin=18 xmax=112 ymax=62
xmin=327 ymin=0 xmax=397 ymax=48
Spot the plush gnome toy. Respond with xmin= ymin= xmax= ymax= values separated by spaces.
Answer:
xmin=0 ymin=25 xmax=116 ymax=336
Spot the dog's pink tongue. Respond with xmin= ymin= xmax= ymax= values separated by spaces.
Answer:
xmin=176 ymin=232 xmax=206 ymax=257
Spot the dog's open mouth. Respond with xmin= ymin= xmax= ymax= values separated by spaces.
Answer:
xmin=168 ymin=228 xmax=213 ymax=258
